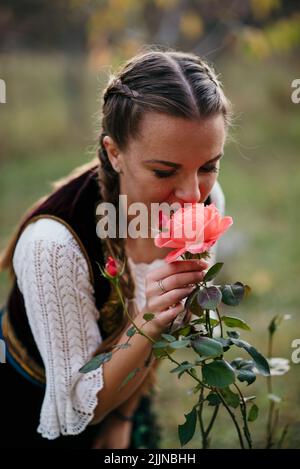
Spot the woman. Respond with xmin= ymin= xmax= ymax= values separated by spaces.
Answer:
xmin=0 ymin=49 xmax=231 ymax=448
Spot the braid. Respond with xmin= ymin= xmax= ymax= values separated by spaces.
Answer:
xmin=95 ymin=135 xmax=159 ymax=397
xmin=200 ymin=61 xmax=221 ymax=88
xmin=169 ymin=51 xmax=221 ymax=89
xmin=103 ymin=78 xmax=141 ymax=103
xmin=97 ymin=132 xmax=136 ymax=302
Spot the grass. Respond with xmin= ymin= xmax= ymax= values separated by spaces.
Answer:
xmin=0 ymin=52 xmax=299 ymax=448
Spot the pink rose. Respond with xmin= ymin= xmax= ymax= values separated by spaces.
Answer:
xmin=154 ymin=203 xmax=233 ymax=263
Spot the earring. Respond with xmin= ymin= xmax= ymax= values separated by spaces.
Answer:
xmin=116 ymin=167 xmax=124 ymax=174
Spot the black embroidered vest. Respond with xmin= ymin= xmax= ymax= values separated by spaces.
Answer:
xmin=4 ymin=165 xmax=116 ymax=381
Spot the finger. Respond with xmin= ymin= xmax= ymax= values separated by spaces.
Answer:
xmin=153 ymin=302 xmax=186 ymax=330
xmin=149 ymin=285 xmax=195 ymax=312
xmin=149 ymin=259 xmax=209 ymax=282
xmin=151 ymin=270 xmax=205 ymax=296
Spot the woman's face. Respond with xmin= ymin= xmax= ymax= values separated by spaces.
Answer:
xmin=103 ymin=111 xmax=226 ymax=218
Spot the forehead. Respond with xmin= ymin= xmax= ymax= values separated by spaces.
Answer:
xmin=127 ymin=112 xmax=225 ymax=160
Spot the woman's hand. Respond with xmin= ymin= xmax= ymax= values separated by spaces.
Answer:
xmin=91 ymin=413 xmax=133 ymax=449
xmin=141 ymin=259 xmax=208 ymax=338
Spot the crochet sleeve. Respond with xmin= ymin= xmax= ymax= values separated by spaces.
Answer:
xmin=12 ymin=218 xmax=104 ymax=440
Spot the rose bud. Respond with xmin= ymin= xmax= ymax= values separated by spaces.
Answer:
xmin=105 ymin=256 xmax=119 ymax=277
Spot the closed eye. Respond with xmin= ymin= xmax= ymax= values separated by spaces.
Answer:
xmin=153 ymin=165 xmax=218 ymax=179
xmin=199 ymin=165 xmax=219 ymax=173
xmin=152 ymin=169 xmax=176 ymax=178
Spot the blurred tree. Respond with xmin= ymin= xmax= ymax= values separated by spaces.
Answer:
xmin=0 ymin=0 xmax=299 ymax=62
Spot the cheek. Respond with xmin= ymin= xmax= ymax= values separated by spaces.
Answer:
xmin=128 ymin=171 xmax=170 ymax=202
xmin=200 ymin=175 xmax=218 ymax=201
xmin=140 ymin=178 xmax=174 ymax=204
xmin=152 ymin=180 xmax=173 ymax=199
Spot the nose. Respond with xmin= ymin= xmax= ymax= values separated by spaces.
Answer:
xmin=174 ymin=173 xmax=201 ymax=204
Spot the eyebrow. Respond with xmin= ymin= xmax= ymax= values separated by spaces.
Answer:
xmin=144 ymin=153 xmax=223 ymax=169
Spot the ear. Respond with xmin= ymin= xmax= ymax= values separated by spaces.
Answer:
xmin=102 ymin=135 xmax=122 ymax=172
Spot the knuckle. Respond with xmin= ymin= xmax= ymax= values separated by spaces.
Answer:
xmin=169 ymin=289 xmax=186 ymax=303
xmin=168 ymin=291 xmax=179 ymax=304
xmin=193 ymin=271 xmax=204 ymax=280
xmin=147 ymin=298 xmax=154 ymax=310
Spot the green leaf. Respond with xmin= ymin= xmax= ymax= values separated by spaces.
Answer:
xmin=193 ymin=383 xmax=202 ymax=394
xmin=207 ymin=393 xmax=221 ymax=406
xmin=269 ymin=314 xmax=285 ymax=336
xmin=161 ymin=333 xmax=176 ymax=342
xmin=230 ymin=359 xmax=257 ymax=385
xmin=176 ymin=325 xmax=192 ymax=337
xmin=230 ymin=338 xmax=270 ymax=376
xmin=237 ymin=369 xmax=256 ymax=386
xmin=153 ymin=348 xmax=168 ymax=359
xmin=202 ymin=360 xmax=236 ymax=388
xmin=178 ymin=368 xmax=196 ymax=379
xmin=152 ymin=340 xmax=168 ymax=349
xmin=152 ymin=343 xmax=177 ymax=358
xmin=248 ymin=404 xmax=259 ymax=422
xmin=220 ymin=387 xmax=240 ymax=408
xmin=215 ymin=337 xmax=232 ymax=349
xmin=191 ymin=317 xmax=219 ymax=328
xmin=127 ymin=326 xmax=136 ymax=337
xmin=178 ymin=406 xmax=197 ymax=446
xmin=231 ymin=358 xmax=254 ymax=370
xmin=143 ymin=313 xmax=155 ymax=322
xmin=208 ymin=318 xmax=220 ymax=328
xmin=189 ymin=368 xmax=198 ymax=380
xmin=79 ymin=352 xmax=112 ymax=373
xmin=227 ymin=330 xmax=240 ymax=339
xmin=203 ymin=262 xmax=224 ymax=282
xmin=184 ymin=286 xmax=203 ymax=316
xmin=195 ymin=356 xmax=209 ymax=364
xmin=191 ymin=336 xmax=223 ymax=358
xmin=197 ymin=286 xmax=222 ymax=310
xmin=221 ymin=282 xmax=245 ymax=306
xmin=118 ymin=367 xmax=140 ymax=390
xmin=168 ymin=339 xmax=191 ymax=349
xmin=170 ymin=361 xmax=195 ymax=374
xmin=222 ymin=315 xmax=251 ymax=331
xmin=268 ymin=317 xmax=277 ymax=336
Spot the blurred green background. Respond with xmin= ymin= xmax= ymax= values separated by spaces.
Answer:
xmin=0 ymin=0 xmax=299 ymax=449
